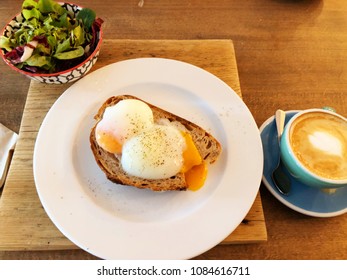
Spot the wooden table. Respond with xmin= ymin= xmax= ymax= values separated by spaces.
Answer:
xmin=1 ymin=0 xmax=346 ymax=260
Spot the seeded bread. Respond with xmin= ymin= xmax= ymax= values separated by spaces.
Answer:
xmin=90 ymin=95 xmax=222 ymax=191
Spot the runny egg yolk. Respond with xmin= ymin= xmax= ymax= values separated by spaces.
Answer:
xmin=96 ymin=131 xmax=122 ymax=154
xmin=181 ymin=132 xmax=208 ymax=191
xmin=185 ymin=161 xmax=208 ymax=191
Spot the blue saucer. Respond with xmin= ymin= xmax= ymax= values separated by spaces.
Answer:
xmin=260 ymin=111 xmax=347 ymax=217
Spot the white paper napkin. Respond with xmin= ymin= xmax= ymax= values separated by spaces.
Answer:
xmin=0 ymin=123 xmax=18 ymax=188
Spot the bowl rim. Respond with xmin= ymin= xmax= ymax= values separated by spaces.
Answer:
xmin=0 ymin=2 xmax=103 ymax=77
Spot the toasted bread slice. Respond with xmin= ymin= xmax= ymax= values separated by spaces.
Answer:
xmin=90 ymin=95 xmax=222 ymax=191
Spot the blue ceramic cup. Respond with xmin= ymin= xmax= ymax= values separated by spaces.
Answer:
xmin=280 ymin=109 xmax=347 ymax=189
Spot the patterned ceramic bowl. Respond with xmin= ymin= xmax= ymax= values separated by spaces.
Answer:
xmin=0 ymin=3 xmax=103 ymax=84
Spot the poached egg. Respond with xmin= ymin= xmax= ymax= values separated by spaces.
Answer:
xmin=95 ymin=99 xmax=153 ymax=154
xmin=95 ymin=99 xmax=207 ymax=191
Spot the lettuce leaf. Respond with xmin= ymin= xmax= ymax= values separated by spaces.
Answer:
xmin=76 ymin=8 xmax=96 ymax=30
xmin=37 ymin=0 xmax=65 ymax=15
xmin=53 ymin=46 xmax=84 ymax=60
xmin=25 ymin=53 xmax=52 ymax=68
xmin=0 ymin=36 xmax=16 ymax=52
xmin=0 ymin=0 xmax=103 ymax=73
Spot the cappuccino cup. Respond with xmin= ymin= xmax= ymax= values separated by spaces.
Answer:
xmin=280 ymin=109 xmax=347 ymax=189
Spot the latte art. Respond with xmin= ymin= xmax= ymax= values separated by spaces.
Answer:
xmin=289 ymin=112 xmax=347 ymax=180
xmin=308 ymin=131 xmax=342 ymax=156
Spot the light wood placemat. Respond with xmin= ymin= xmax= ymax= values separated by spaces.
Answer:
xmin=0 ymin=39 xmax=267 ymax=252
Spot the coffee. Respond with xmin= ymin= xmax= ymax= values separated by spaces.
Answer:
xmin=289 ymin=112 xmax=347 ymax=180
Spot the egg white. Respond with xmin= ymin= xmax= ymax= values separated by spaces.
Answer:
xmin=121 ymin=125 xmax=186 ymax=179
xmin=95 ymin=99 xmax=154 ymax=150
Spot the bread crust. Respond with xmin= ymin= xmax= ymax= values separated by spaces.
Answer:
xmin=90 ymin=95 xmax=222 ymax=191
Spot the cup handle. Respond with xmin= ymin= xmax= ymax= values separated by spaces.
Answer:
xmin=322 ymin=106 xmax=336 ymax=112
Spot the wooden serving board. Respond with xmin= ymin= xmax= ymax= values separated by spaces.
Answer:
xmin=0 ymin=39 xmax=267 ymax=253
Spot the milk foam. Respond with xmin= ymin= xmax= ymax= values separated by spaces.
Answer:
xmin=290 ymin=112 xmax=347 ymax=180
xmin=308 ymin=131 xmax=342 ymax=156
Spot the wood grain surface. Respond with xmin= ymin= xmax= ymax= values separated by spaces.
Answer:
xmin=0 ymin=39 xmax=266 ymax=258
xmin=0 ymin=0 xmax=346 ymax=260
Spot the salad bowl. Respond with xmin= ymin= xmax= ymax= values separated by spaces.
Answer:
xmin=0 ymin=1 xmax=103 ymax=84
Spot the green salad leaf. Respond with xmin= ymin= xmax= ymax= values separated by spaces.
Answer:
xmin=53 ymin=46 xmax=84 ymax=60
xmin=0 ymin=0 xmax=102 ymax=73
xmin=0 ymin=37 xmax=16 ymax=52
xmin=37 ymin=0 xmax=65 ymax=15
xmin=76 ymin=8 xmax=96 ymax=30
xmin=25 ymin=53 xmax=52 ymax=68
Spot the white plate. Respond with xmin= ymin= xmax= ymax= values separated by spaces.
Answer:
xmin=34 ymin=58 xmax=263 ymax=259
